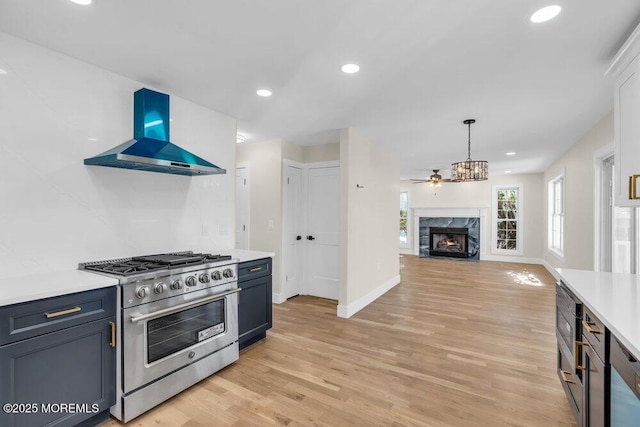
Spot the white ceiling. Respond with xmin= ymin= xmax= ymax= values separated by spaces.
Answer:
xmin=1 ymin=0 xmax=639 ymax=179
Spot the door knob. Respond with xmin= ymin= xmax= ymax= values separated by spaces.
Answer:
xmin=296 ymin=235 xmax=302 ymax=240
xmin=307 ymin=235 xmax=315 ymax=241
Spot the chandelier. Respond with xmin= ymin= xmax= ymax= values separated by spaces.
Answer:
xmin=450 ymin=119 xmax=488 ymax=182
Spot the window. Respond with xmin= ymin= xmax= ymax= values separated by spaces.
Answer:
xmin=400 ymin=192 xmax=409 ymax=248
xmin=492 ymin=185 xmax=522 ymax=254
xmin=548 ymin=172 xmax=565 ymax=257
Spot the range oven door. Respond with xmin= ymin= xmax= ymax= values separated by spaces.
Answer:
xmin=122 ymin=284 xmax=239 ymax=394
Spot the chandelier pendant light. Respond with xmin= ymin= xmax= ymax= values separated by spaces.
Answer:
xmin=450 ymin=119 xmax=489 ymax=182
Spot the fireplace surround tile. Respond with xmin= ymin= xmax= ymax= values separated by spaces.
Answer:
xmin=419 ymin=217 xmax=480 ymax=260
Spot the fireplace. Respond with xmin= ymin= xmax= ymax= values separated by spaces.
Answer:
xmin=429 ymin=227 xmax=469 ymax=258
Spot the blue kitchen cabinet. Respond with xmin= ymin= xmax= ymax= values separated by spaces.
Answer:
xmin=0 ymin=287 xmax=116 ymax=427
xmin=238 ymin=258 xmax=272 ymax=350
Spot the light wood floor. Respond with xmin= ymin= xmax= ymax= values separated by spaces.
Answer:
xmin=103 ymin=256 xmax=576 ymax=426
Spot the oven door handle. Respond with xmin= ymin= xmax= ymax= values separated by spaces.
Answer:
xmin=130 ymin=288 xmax=242 ymax=323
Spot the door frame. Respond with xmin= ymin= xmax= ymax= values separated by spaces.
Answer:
xmin=281 ymin=159 xmax=306 ymax=302
xmin=236 ymin=162 xmax=250 ymax=251
xmin=280 ymin=160 xmax=340 ymax=302
xmin=593 ymin=145 xmax=614 ymax=271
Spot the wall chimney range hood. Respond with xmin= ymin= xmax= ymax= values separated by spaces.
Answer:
xmin=84 ymin=88 xmax=226 ymax=176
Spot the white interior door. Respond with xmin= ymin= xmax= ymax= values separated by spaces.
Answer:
xmin=306 ymin=165 xmax=340 ymax=300
xmin=282 ymin=164 xmax=304 ymax=299
xmin=235 ymin=165 xmax=249 ymax=250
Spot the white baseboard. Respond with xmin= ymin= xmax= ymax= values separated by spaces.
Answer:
xmin=542 ymin=260 xmax=561 ymax=281
xmin=272 ymin=293 xmax=287 ymax=304
xmin=337 ymin=275 xmax=400 ymax=319
xmin=480 ymin=254 xmax=544 ymax=264
xmin=399 ymin=248 xmax=414 ymax=255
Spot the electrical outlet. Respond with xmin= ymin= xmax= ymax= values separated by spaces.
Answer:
xmin=268 ymin=220 xmax=274 ymax=230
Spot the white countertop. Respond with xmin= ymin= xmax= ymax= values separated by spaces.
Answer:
xmin=555 ymin=268 xmax=640 ymax=359
xmin=0 ymin=270 xmax=119 ymax=307
xmin=220 ymin=249 xmax=275 ymax=263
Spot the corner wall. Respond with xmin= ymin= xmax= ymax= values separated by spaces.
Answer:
xmin=543 ymin=111 xmax=614 ymax=270
xmin=236 ymin=140 xmax=340 ymax=298
xmin=236 ymin=139 xmax=284 ymax=294
xmin=339 ymin=129 xmax=400 ymax=318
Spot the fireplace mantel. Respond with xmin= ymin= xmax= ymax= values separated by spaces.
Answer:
xmin=411 ymin=207 xmax=488 ymax=258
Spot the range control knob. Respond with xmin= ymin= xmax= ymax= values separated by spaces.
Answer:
xmin=154 ymin=283 xmax=167 ymax=294
xmin=170 ymin=280 xmax=183 ymax=290
xmin=185 ymin=276 xmax=197 ymax=287
xmin=199 ymin=273 xmax=210 ymax=283
xmin=136 ymin=286 xmax=149 ymax=299
xmin=211 ymin=271 xmax=222 ymax=281
xmin=223 ymin=268 xmax=234 ymax=278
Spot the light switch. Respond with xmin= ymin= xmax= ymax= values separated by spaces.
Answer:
xmin=268 ymin=220 xmax=274 ymax=230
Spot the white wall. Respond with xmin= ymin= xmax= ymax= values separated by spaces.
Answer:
xmin=400 ymin=173 xmax=545 ymax=261
xmin=544 ymin=111 xmax=614 ymax=270
xmin=302 ymin=143 xmax=340 ymax=163
xmin=0 ymin=33 xmax=236 ymax=278
xmin=339 ymin=129 xmax=400 ymax=318
xmin=236 ymin=139 xmax=284 ymax=294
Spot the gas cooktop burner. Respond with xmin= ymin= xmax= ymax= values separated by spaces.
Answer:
xmin=81 ymin=251 xmax=232 ymax=276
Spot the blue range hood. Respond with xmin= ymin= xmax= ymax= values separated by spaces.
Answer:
xmin=84 ymin=88 xmax=226 ymax=176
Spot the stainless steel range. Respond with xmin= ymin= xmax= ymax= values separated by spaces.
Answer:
xmin=79 ymin=251 xmax=239 ymax=422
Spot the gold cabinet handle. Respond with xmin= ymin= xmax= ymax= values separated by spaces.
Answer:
xmin=582 ymin=320 xmax=602 ymax=335
xmin=249 ymin=267 xmax=263 ymax=272
xmin=109 ymin=321 xmax=116 ymax=348
xmin=560 ymin=370 xmax=575 ymax=384
xmin=630 ymin=175 xmax=640 ymax=200
xmin=44 ymin=306 xmax=81 ymax=319
xmin=575 ymin=341 xmax=587 ymax=371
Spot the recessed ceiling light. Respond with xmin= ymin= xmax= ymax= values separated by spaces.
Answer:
xmin=341 ymin=63 xmax=360 ymax=74
xmin=506 ymin=152 xmax=516 ymax=156
xmin=0 ymin=68 xmax=8 ymax=75
xmin=87 ymin=137 xmax=98 ymax=141
xmin=236 ymin=133 xmax=246 ymax=144
xmin=256 ymin=89 xmax=272 ymax=97
xmin=70 ymin=0 xmax=92 ymax=5
xmin=530 ymin=5 xmax=561 ymax=23
xmin=505 ymin=170 xmax=513 ymax=174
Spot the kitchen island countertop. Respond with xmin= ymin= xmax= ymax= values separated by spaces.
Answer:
xmin=555 ymin=268 xmax=640 ymax=360
xmin=0 ymin=270 xmax=118 ymax=307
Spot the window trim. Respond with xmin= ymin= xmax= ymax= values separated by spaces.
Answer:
xmin=491 ymin=184 xmax=523 ymax=256
xmin=548 ymin=170 xmax=565 ymax=259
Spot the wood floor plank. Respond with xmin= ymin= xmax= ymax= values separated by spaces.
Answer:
xmin=101 ymin=256 xmax=575 ymax=426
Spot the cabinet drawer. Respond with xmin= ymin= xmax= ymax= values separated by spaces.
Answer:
xmin=238 ymin=258 xmax=272 ymax=282
xmin=0 ymin=287 xmax=116 ymax=346
xmin=582 ymin=306 xmax=607 ymax=363
xmin=558 ymin=346 xmax=583 ymax=424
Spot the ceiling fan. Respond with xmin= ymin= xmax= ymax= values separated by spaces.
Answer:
xmin=410 ymin=169 xmax=452 ymax=187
